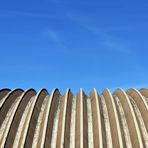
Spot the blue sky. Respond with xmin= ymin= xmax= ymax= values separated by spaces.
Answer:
xmin=0 ymin=0 xmax=148 ymax=94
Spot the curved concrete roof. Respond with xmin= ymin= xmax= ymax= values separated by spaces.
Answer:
xmin=0 ymin=88 xmax=147 ymax=148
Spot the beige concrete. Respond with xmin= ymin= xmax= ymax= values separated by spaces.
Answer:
xmin=114 ymin=89 xmax=144 ymax=148
xmin=127 ymin=89 xmax=148 ymax=131
xmin=113 ymin=95 xmax=133 ymax=148
xmin=90 ymin=89 xmax=103 ymax=148
xmin=75 ymin=89 xmax=88 ymax=148
xmin=99 ymin=94 xmax=113 ymax=148
xmin=44 ymin=89 xmax=60 ymax=148
xmin=103 ymin=89 xmax=124 ymax=148
xmin=0 ymin=89 xmax=10 ymax=101
xmin=4 ymin=89 xmax=36 ymax=148
xmin=56 ymin=89 xmax=73 ymax=148
xmin=0 ymin=88 xmax=147 ymax=148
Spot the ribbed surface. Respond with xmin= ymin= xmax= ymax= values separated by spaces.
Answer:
xmin=0 ymin=88 xmax=148 ymax=148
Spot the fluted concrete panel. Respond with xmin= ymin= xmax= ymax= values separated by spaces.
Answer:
xmin=0 ymin=88 xmax=147 ymax=148
xmin=44 ymin=89 xmax=60 ymax=148
xmin=24 ymin=89 xmax=48 ymax=148
xmin=114 ymin=89 xmax=144 ymax=148
xmin=103 ymin=89 xmax=123 ymax=148
xmin=75 ymin=89 xmax=88 ymax=148
xmin=4 ymin=89 xmax=36 ymax=147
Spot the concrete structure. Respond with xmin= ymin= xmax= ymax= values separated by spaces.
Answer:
xmin=0 ymin=88 xmax=147 ymax=148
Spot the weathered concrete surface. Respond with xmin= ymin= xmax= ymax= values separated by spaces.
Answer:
xmin=0 ymin=88 xmax=148 ymax=148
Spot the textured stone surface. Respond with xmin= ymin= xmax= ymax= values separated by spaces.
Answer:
xmin=0 ymin=88 xmax=148 ymax=148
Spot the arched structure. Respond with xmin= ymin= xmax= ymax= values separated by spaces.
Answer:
xmin=0 ymin=88 xmax=147 ymax=148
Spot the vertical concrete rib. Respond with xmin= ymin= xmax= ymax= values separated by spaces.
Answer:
xmin=4 ymin=89 xmax=36 ymax=147
xmin=0 ymin=90 xmax=27 ymax=147
xmin=99 ymin=94 xmax=113 ymax=148
xmin=0 ymin=95 xmax=21 ymax=147
xmin=113 ymin=95 xmax=132 ymax=148
xmin=16 ymin=95 xmax=37 ymax=147
xmin=32 ymin=95 xmax=49 ymax=148
xmin=127 ymin=89 xmax=148 ymax=131
xmin=24 ymin=89 xmax=48 ymax=148
xmin=0 ymin=89 xmax=23 ymax=126
xmin=64 ymin=90 xmax=73 ymax=148
xmin=44 ymin=89 xmax=61 ymax=148
xmin=75 ymin=89 xmax=83 ymax=148
xmin=13 ymin=96 xmax=35 ymax=148
xmin=0 ymin=89 xmax=11 ymax=101
xmin=87 ymin=95 xmax=94 ymax=148
xmin=139 ymin=88 xmax=148 ymax=104
xmin=129 ymin=96 xmax=148 ymax=147
xmin=50 ymin=96 xmax=61 ymax=148
xmin=82 ymin=90 xmax=88 ymax=148
xmin=56 ymin=89 xmax=73 ymax=148
xmin=36 ymin=89 xmax=60 ymax=148
xmin=103 ymin=89 xmax=124 ymax=148
xmin=70 ymin=95 xmax=76 ymax=148
xmin=75 ymin=89 xmax=88 ymax=148
xmin=89 ymin=89 xmax=103 ymax=148
xmin=114 ymin=89 xmax=144 ymax=148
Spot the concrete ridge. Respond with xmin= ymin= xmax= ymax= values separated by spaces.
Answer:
xmin=0 ymin=88 xmax=147 ymax=148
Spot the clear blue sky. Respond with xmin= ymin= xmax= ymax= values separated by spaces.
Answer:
xmin=0 ymin=0 xmax=148 ymax=94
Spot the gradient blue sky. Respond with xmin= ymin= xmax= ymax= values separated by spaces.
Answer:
xmin=0 ymin=0 xmax=148 ymax=94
